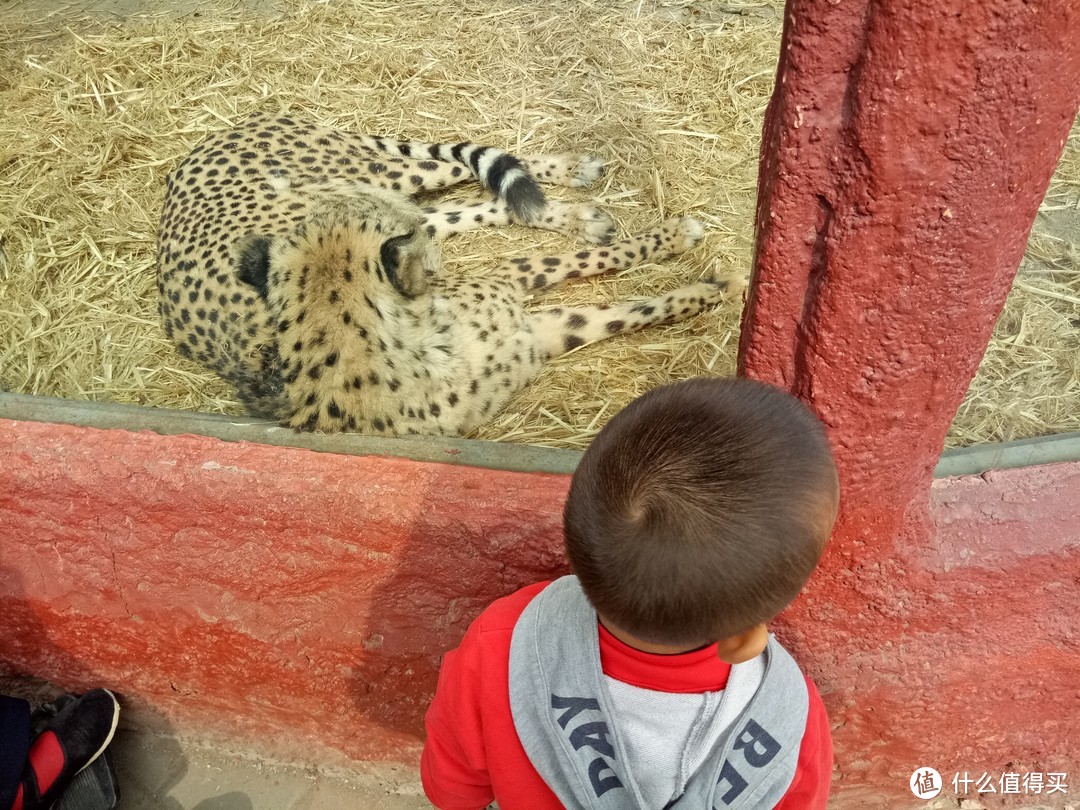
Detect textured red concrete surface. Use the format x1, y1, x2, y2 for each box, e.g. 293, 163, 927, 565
739, 0, 1080, 803
0, 419, 569, 765
741, 0, 1080, 546
1, 418, 1078, 808
782, 463, 1080, 807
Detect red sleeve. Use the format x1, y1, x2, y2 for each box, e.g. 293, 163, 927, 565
773, 676, 833, 810
420, 621, 497, 810
421, 582, 552, 810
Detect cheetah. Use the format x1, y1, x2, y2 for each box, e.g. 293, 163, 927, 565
157, 114, 729, 436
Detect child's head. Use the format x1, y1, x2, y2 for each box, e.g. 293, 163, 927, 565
563, 377, 839, 654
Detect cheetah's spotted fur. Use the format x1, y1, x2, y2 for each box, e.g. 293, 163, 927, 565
157, 114, 728, 436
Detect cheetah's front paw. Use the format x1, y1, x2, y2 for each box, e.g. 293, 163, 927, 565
568, 204, 617, 245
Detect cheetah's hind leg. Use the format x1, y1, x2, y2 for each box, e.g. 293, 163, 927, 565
522, 154, 606, 188
531, 281, 735, 360
419, 198, 615, 245
410, 151, 610, 240
500, 216, 706, 294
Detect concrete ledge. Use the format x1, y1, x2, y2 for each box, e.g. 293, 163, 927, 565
0, 393, 579, 475
935, 431, 1080, 477
4, 392, 1080, 479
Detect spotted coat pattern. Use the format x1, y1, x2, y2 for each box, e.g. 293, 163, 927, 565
157, 114, 728, 436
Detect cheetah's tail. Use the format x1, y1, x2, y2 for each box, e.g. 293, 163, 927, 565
367, 138, 547, 225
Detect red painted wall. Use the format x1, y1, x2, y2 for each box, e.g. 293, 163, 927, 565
2, 419, 1079, 807
783, 465, 1080, 807
0, 419, 569, 766
742, 0, 1080, 550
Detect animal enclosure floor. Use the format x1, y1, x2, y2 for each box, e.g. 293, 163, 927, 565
0, 0, 1078, 449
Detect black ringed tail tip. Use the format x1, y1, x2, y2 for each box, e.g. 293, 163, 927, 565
504, 175, 546, 224
372, 136, 546, 223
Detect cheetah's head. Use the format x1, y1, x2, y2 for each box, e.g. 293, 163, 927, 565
234, 190, 441, 309
231, 191, 445, 435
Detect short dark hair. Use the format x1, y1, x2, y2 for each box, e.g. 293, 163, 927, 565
563, 377, 839, 646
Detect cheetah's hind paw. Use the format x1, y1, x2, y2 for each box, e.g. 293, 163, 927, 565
672, 216, 706, 253
570, 204, 617, 245
568, 155, 606, 188
703, 269, 749, 299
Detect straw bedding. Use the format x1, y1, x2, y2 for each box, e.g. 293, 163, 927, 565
1, 0, 1077, 449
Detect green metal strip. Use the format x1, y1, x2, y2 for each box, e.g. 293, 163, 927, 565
3, 392, 1078, 478
0, 393, 581, 476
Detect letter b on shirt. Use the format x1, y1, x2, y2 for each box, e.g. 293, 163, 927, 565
715, 718, 782, 805
734, 719, 780, 767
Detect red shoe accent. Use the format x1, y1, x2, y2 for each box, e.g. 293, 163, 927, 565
11, 783, 24, 810
26, 731, 65, 795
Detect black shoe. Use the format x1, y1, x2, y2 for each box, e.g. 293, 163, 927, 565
20, 689, 120, 810
53, 752, 120, 810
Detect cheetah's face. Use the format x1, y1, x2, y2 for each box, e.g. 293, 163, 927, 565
236, 191, 443, 315
285, 196, 439, 298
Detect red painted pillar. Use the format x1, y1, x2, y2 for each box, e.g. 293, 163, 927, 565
740, 0, 1080, 803
743, 0, 1080, 544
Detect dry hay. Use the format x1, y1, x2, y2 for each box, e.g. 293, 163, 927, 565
948, 131, 1080, 448
0, 0, 1077, 450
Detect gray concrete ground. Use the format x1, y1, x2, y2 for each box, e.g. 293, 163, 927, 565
109, 728, 431, 810
1, 674, 433, 810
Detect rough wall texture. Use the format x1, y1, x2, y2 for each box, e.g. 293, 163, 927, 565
741, 0, 1080, 544
0, 419, 569, 765
782, 463, 1080, 807
2, 419, 1079, 808
739, 0, 1080, 803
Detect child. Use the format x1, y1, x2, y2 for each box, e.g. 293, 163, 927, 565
421, 377, 839, 809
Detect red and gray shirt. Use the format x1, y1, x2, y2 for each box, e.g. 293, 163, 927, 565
422, 579, 833, 809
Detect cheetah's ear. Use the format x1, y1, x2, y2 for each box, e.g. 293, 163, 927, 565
232, 233, 274, 300
379, 234, 433, 298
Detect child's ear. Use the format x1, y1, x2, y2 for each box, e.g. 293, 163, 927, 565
716, 624, 768, 665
